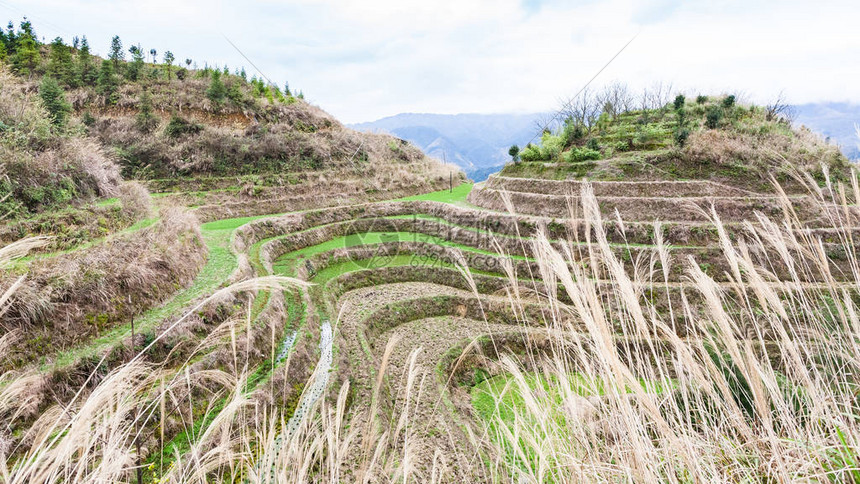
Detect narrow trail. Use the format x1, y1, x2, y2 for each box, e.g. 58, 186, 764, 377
275, 331, 296, 364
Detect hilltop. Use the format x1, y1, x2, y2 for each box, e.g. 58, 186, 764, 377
0, 20, 461, 225
353, 101, 858, 183
498, 92, 851, 191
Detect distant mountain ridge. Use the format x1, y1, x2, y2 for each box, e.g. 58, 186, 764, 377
351, 112, 546, 180
352, 104, 859, 182
794, 102, 860, 160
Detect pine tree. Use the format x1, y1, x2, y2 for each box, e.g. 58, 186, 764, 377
163, 51, 174, 80
19, 18, 35, 38
284, 81, 291, 96
5, 22, 15, 53
206, 69, 226, 108
39, 76, 71, 127
108, 35, 124, 71
149, 48, 157, 63
77, 36, 96, 86
97, 59, 119, 105
271, 84, 285, 103
226, 78, 243, 106
136, 89, 157, 132
13, 28, 39, 76
127, 44, 144, 81
0, 41, 6, 62
251, 78, 265, 97
47, 37, 76, 87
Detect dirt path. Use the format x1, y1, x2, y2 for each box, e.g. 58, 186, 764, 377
333, 282, 540, 482
379, 316, 524, 481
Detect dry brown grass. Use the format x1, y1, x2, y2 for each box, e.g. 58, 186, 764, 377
0, 208, 206, 367
83, 74, 459, 184
0, 68, 51, 145
684, 124, 849, 181
2, 165, 859, 482
0, 67, 122, 219
464, 172, 860, 482
89, 104, 452, 182
117, 181, 153, 220
0, 276, 308, 484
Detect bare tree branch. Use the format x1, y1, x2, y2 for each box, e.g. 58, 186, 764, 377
765, 90, 796, 124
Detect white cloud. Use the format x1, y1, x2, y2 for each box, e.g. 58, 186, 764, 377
5, 0, 860, 122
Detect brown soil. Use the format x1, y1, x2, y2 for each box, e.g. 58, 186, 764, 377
331, 281, 552, 482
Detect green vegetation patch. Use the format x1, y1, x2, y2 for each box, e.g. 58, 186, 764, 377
500, 93, 851, 187
43, 214, 267, 371
270, 230, 527, 278
471, 371, 673, 476
472, 372, 672, 421
395, 182, 473, 204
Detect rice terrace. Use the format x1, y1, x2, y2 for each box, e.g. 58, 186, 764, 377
2, 3, 860, 483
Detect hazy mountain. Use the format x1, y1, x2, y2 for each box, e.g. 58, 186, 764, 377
351, 113, 546, 181
794, 103, 860, 160
353, 105, 859, 182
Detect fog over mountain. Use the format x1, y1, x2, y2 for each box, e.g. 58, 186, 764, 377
351, 113, 546, 181
794, 103, 860, 160
354, 104, 859, 182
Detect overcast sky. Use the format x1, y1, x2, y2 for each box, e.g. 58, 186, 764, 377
4, 0, 859, 123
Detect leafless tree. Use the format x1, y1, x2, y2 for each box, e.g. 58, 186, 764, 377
765, 90, 796, 124
531, 112, 560, 137
561, 87, 602, 131
639, 81, 675, 111
597, 82, 634, 117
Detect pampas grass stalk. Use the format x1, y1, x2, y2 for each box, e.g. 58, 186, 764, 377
3, 171, 860, 482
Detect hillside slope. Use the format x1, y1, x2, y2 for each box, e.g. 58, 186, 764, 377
497, 94, 851, 190
0, 21, 462, 229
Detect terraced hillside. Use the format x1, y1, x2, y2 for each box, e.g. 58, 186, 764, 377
218, 165, 860, 481
2, 31, 859, 481
9, 164, 859, 481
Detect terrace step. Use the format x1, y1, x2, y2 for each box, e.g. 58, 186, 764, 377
483, 174, 762, 198
468, 185, 826, 223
